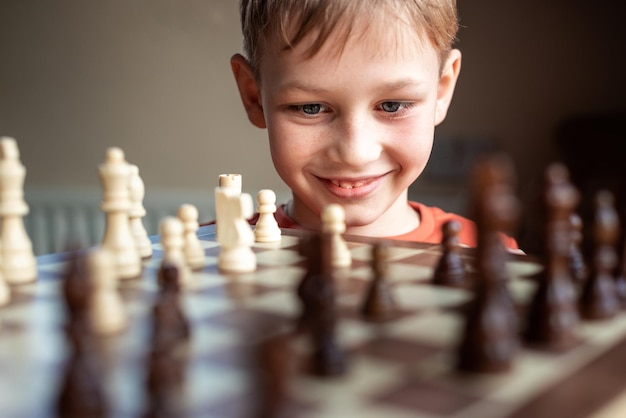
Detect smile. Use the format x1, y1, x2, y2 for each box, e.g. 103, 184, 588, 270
329, 179, 372, 189
319, 175, 386, 199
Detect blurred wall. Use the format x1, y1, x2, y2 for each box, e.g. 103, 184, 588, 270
1, 0, 625, 251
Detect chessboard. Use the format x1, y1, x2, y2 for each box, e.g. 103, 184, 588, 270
2, 225, 626, 418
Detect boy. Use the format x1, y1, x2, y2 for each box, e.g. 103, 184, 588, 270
230, 0, 517, 249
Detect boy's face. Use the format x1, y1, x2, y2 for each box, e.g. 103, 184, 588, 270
232, 21, 461, 236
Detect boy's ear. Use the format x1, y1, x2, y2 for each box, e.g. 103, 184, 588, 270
434, 49, 462, 126
230, 53, 267, 128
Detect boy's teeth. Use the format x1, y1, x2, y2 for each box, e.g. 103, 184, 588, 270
332, 180, 366, 189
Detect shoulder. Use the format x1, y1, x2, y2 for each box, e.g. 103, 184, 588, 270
394, 202, 519, 250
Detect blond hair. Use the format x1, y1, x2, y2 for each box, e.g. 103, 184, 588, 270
239, 0, 458, 73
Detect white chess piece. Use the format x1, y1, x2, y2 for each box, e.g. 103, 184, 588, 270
0, 137, 37, 284
322, 203, 352, 268
159, 217, 192, 289
88, 248, 127, 335
215, 188, 256, 273
178, 204, 205, 270
216, 174, 242, 242
0, 245, 10, 307
254, 189, 281, 243
128, 164, 153, 259
99, 147, 141, 280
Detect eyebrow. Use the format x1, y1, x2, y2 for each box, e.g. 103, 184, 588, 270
279, 78, 428, 94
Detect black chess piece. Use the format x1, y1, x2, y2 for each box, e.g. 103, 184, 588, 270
296, 233, 322, 333
143, 264, 190, 418
255, 334, 294, 418
61, 250, 92, 330
152, 263, 191, 351
579, 191, 620, 320
309, 232, 347, 377
457, 155, 519, 373
361, 240, 397, 320
568, 212, 588, 283
523, 163, 580, 350
56, 320, 108, 418
433, 220, 467, 287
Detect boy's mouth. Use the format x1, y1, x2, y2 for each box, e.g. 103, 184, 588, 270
329, 179, 371, 189
319, 175, 385, 199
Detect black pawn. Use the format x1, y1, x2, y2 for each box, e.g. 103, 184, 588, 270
309, 232, 347, 377
56, 322, 108, 418
153, 263, 191, 351
296, 234, 322, 333
524, 163, 580, 350
579, 191, 620, 320
433, 220, 467, 287
143, 263, 190, 418
61, 251, 92, 331
361, 241, 397, 320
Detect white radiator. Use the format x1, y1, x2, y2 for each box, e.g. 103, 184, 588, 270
23, 187, 215, 255
23, 187, 292, 256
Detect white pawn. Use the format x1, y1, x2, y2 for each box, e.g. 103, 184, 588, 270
255, 189, 281, 243
322, 203, 352, 268
99, 148, 141, 280
0, 137, 37, 284
128, 164, 153, 259
88, 248, 127, 335
159, 217, 192, 289
215, 188, 256, 273
178, 204, 205, 271
0, 246, 10, 307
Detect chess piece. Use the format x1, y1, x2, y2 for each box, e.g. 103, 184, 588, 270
99, 147, 141, 280
0, 137, 37, 284
523, 163, 580, 349
128, 164, 153, 260
615, 232, 626, 307
579, 190, 620, 320
87, 248, 127, 335
177, 204, 205, 270
152, 264, 191, 353
61, 250, 92, 329
0, 247, 10, 307
296, 233, 320, 332
215, 188, 256, 273
568, 212, 587, 283
56, 324, 108, 418
309, 232, 347, 376
159, 217, 192, 289
216, 173, 242, 242
433, 220, 467, 287
144, 263, 189, 418
255, 189, 281, 243
255, 334, 294, 418
457, 155, 520, 373
361, 241, 397, 320
321, 203, 351, 268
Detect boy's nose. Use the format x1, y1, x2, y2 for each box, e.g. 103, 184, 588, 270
327, 116, 382, 166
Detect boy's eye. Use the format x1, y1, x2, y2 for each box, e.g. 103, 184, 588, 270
291, 103, 324, 115
379, 102, 403, 113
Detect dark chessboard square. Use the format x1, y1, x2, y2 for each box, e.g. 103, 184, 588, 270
338, 305, 416, 324
201, 309, 291, 340
353, 336, 441, 364
196, 280, 278, 300
397, 251, 445, 269
372, 378, 485, 415
197, 389, 317, 418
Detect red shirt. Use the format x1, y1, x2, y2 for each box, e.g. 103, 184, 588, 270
257, 201, 519, 250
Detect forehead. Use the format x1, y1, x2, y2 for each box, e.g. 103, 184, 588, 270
262, 9, 436, 73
